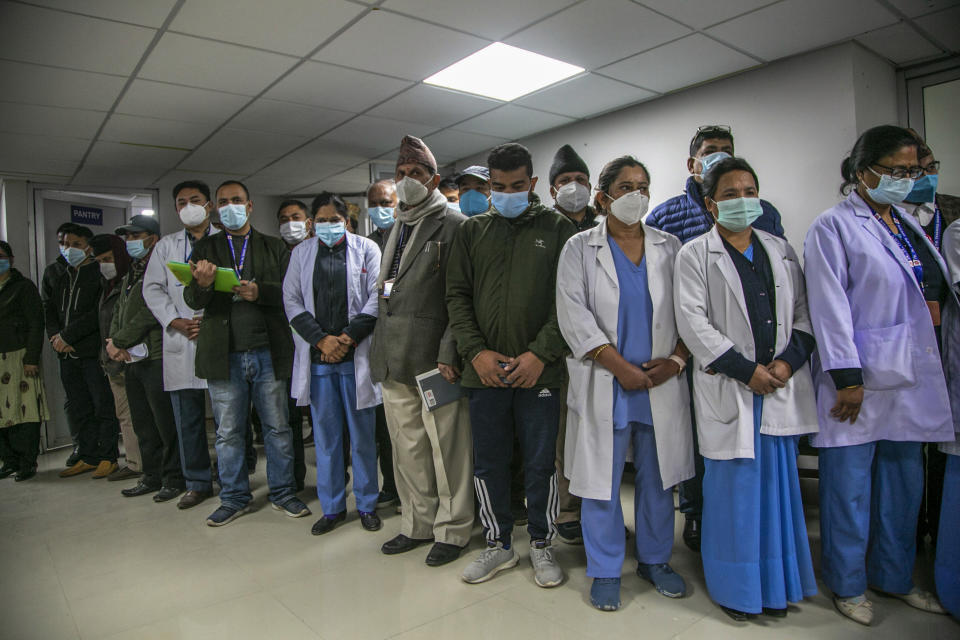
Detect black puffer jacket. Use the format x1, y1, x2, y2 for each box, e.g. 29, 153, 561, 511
0, 268, 45, 365
42, 259, 103, 360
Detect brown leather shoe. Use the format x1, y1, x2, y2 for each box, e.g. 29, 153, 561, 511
177, 490, 212, 510
59, 461, 97, 478
107, 466, 141, 482
91, 461, 118, 479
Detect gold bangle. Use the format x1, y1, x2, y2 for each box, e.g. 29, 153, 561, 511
592, 344, 610, 360
842, 384, 863, 390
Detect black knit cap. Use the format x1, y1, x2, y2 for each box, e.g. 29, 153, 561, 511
549, 144, 589, 185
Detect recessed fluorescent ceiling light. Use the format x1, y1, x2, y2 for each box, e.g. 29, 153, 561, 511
424, 42, 584, 102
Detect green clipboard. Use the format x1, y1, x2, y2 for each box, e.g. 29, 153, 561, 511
166, 261, 242, 293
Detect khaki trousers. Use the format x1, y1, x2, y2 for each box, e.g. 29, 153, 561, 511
381, 379, 474, 546
555, 387, 581, 524
108, 373, 141, 472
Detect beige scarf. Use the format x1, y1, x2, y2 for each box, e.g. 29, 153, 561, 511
379, 188, 448, 287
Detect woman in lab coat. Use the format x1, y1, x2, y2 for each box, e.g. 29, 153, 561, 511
556, 155, 694, 612
674, 156, 818, 621
804, 125, 956, 625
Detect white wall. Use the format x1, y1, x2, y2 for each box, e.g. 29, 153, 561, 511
456, 42, 900, 248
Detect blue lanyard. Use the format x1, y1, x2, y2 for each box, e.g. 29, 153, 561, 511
184, 226, 210, 262
869, 205, 924, 292
929, 204, 942, 253
226, 232, 250, 279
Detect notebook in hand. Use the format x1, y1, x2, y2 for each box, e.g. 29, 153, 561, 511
415, 368, 462, 411
166, 261, 241, 293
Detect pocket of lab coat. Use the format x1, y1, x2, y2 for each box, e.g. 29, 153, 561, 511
693, 368, 738, 424
853, 322, 917, 390
565, 356, 590, 417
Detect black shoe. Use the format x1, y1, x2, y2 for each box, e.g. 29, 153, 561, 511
121, 481, 161, 497
0, 465, 16, 479
425, 542, 464, 567
65, 446, 80, 467
763, 607, 787, 618
14, 468, 37, 482
153, 486, 184, 502
311, 511, 346, 535
721, 606, 749, 621
377, 490, 398, 508
381, 534, 434, 555
683, 518, 701, 553
359, 511, 382, 531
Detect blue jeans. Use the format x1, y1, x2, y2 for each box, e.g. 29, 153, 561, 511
170, 388, 213, 493
207, 349, 295, 510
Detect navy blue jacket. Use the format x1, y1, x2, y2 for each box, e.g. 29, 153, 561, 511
647, 176, 785, 244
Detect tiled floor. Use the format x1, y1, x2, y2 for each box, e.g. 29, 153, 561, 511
2, 450, 957, 640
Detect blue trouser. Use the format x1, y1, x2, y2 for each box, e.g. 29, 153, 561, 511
170, 388, 213, 493
469, 386, 561, 546
936, 453, 960, 618
678, 367, 703, 520
309, 361, 378, 515
818, 440, 922, 597
207, 349, 295, 511
582, 422, 674, 578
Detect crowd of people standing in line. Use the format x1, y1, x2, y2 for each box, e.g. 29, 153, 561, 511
1, 123, 958, 627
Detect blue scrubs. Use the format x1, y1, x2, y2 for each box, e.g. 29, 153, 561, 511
309, 360, 378, 515
818, 440, 922, 597
702, 395, 817, 612
936, 454, 960, 618
580, 238, 673, 578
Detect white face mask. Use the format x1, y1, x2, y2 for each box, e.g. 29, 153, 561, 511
99, 262, 117, 280
279, 220, 308, 244
396, 175, 429, 206
179, 202, 208, 227
608, 190, 649, 226
555, 182, 590, 212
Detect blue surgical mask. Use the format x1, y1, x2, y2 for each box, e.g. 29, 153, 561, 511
316, 221, 346, 247
714, 197, 763, 232
698, 151, 732, 179
218, 203, 249, 230
62, 246, 88, 268
459, 189, 490, 216
367, 206, 395, 230
865, 169, 915, 206
491, 190, 530, 219
126, 238, 150, 260
0, 258, 9, 275
905, 173, 937, 203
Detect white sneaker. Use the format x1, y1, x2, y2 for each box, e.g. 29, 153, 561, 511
893, 587, 947, 614
461, 543, 519, 584
529, 540, 564, 588
834, 595, 874, 625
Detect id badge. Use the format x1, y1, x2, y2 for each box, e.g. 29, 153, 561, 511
382, 279, 395, 299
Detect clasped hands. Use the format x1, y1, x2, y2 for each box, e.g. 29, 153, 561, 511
747, 360, 793, 395
473, 350, 545, 388
316, 334, 354, 363
105, 338, 131, 362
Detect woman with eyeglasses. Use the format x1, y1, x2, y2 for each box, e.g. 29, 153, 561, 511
804, 125, 957, 625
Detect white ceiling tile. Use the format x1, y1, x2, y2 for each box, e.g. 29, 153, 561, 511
116, 80, 250, 124
138, 33, 298, 95
856, 21, 942, 63
0, 132, 90, 164
85, 141, 189, 168
705, 0, 899, 62
230, 99, 353, 137
250, 158, 348, 186
170, 0, 365, 57
313, 10, 489, 81
0, 103, 105, 139
516, 73, 657, 118
0, 168, 76, 181
265, 61, 413, 112
598, 34, 757, 93
453, 104, 576, 139
382, 0, 576, 40
182, 128, 310, 174
0, 3, 155, 75
155, 170, 247, 193
257, 139, 369, 176
367, 85, 501, 128
301, 166, 372, 194
243, 174, 317, 196
25, 0, 179, 27
505, 0, 690, 69
0, 61, 126, 111
100, 114, 217, 148
422, 129, 509, 164
886, 0, 960, 17
320, 115, 439, 157
637, 0, 776, 29
72, 164, 166, 188
914, 6, 960, 50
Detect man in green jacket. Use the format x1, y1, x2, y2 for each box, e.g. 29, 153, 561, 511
447, 143, 576, 588
108, 215, 184, 502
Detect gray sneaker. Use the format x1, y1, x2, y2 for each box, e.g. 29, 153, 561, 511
530, 540, 564, 588
461, 543, 519, 584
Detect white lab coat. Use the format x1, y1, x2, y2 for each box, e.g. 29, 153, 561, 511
556, 219, 694, 500
674, 226, 818, 460
283, 233, 382, 411
143, 227, 218, 391
940, 219, 960, 457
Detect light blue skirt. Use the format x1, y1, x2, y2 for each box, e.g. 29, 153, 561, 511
702, 395, 818, 612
